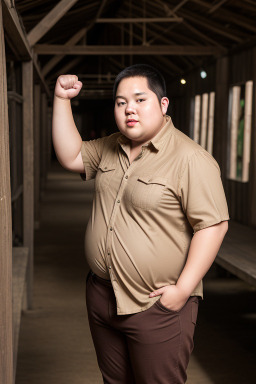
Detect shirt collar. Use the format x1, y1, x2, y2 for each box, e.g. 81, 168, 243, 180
117, 115, 175, 152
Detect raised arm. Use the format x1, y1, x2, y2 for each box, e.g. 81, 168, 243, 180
52, 74, 84, 173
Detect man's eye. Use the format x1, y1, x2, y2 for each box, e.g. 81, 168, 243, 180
137, 99, 145, 103
117, 101, 126, 106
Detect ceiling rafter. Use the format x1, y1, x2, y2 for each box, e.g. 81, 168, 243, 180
42, 28, 87, 76
34, 44, 221, 56
27, 0, 79, 46
42, 0, 109, 77
208, 0, 229, 14
177, 8, 244, 43
192, 0, 256, 33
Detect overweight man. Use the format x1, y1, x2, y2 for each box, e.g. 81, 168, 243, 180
52, 64, 229, 384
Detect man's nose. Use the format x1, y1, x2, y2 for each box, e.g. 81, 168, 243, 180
125, 102, 136, 114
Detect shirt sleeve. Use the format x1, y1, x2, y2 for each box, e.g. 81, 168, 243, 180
79, 136, 109, 181
178, 149, 230, 234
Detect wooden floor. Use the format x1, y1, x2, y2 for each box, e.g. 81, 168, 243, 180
16, 161, 256, 384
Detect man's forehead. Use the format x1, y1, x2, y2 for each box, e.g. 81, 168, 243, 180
116, 77, 150, 97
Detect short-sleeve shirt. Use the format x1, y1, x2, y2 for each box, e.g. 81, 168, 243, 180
80, 115, 230, 315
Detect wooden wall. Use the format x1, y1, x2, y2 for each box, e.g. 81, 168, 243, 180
168, 47, 256, 229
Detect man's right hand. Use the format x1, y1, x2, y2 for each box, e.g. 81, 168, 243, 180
54, 74, 83, 100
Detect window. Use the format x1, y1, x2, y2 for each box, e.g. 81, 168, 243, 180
190, 92, 215, 155
227, 81, 253, 182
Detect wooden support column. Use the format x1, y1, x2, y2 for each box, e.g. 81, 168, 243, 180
0, 1, 13, 383
34, 84, 41, 229
214, 56, 229, 186
22, 60, 34, 309
47, 106, 52, 172
249, 47, 256, 227
40, 93, 47, 190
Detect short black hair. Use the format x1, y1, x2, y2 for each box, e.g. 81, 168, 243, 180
113, 64, 166, 104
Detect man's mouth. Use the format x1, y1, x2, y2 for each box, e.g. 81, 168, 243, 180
126, 119, 138, 127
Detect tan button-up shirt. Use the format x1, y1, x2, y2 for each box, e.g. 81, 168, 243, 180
80, 115, 230, 315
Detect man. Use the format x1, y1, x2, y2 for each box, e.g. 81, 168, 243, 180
52, 64, 229, 384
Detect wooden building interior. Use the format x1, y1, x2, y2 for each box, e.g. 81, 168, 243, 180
1, 0, 256, 383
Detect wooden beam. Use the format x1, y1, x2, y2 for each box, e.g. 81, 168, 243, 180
96, 17, 183, 23
0, 2, 13, 383
178, 9, 244, 43
42, 0, 108, 77
2, 1, 51, 97
208, 0, 229, 14
47, 57, 84, 82
22, 60, 34, 309
2, 0, 31, 59
35, 44, 221, 55
192, 0, 256, 34
34, 85, 41, 229
27, 0, 79, 46
42, 28, 87, 76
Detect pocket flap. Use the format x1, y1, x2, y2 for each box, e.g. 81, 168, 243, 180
137, 176, 167, 186
98, 163, 116, 172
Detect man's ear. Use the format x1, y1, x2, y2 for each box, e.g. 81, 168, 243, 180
161, 97, 169, 115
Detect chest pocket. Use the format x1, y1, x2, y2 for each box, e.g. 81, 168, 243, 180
131, 176, 167, 210
95, 163, 116, 193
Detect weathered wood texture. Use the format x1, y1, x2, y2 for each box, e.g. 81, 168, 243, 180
34, 44, 222, 55
27, 0, 79, 46
12, 247, 29, 380
40, 93, 48, 190
0, 2, 13, 383
34, 84, 41, 229
225, 48, 255, 226
216, 220, 256, 286
22, 60, 34, 309
249, 47, 256, 227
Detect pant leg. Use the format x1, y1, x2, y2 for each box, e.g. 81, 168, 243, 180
85, 271, 136, 384
123, 296, 199, 384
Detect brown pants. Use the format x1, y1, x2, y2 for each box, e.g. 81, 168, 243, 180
86, 270, 199, 384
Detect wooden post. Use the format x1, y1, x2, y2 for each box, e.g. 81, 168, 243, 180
22, 60, 34, 309
0, 1, 13, 383
34, 84, 41, 229
40, 93, 47, 190
214, 56, 229, 187
47, 106, 52, 172
249, 47, 256, 226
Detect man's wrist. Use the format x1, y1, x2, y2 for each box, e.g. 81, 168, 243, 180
54, 94, 70, 101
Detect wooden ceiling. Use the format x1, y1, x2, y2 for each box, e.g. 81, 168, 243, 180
11, 0, 256, 94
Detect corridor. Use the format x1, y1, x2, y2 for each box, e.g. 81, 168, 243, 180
16, 161, 256, 384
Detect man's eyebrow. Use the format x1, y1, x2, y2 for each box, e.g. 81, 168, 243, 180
115, 92, 148, 100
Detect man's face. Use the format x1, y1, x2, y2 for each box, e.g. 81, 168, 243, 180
114, 76, 169, 147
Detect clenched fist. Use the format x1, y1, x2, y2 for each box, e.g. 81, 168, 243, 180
54, 74, 83, 100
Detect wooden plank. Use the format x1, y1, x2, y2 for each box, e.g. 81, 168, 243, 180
27, 0, 79, 46
96, 17, 183, 23
216, 220, 256, 286
34, 44, 221, 55
34, 84, 41, 229
22, 61, 34, 309
2, 0, 31, 59
12, 247, 29, 380
2, 1, 50, 97
42, 28, 86, 76
249, 47, 256, 226
42, 0, 108, 77
40, 93, 47, 190
0, 2, 13, 383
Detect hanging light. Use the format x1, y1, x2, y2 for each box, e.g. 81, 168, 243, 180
180, 78, 186, 85
200, 70, 207, 79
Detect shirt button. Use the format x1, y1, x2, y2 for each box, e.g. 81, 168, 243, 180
125, 175, 128, 179
117, 200, 120, 203
110, 227, 113, 231
108, 266, 112, 269
104, 166, 107, 170
107, 252, 110, 256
